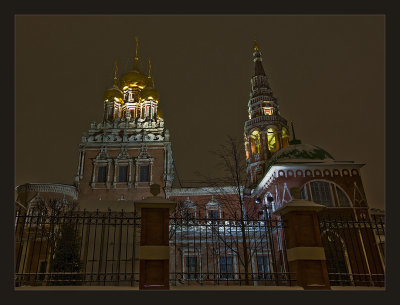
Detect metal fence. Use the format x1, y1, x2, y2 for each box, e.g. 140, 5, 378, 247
169, 212, 295, 286
319, 214, 385, 287
15, 208, 141, 287
16, 205, 385, 288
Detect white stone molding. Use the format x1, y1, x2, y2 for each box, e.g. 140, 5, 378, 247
113, 146, 133, 188
90, 147, 112, 188
16, 183, 78, 200
134, 145, 155, 186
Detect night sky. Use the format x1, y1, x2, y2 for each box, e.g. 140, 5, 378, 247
15, 15, 384, 209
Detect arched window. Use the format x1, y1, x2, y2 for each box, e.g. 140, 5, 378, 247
206, 197, 221, 220
336, 186, 350, 207
267, 128, 277, 152
250, 130, 261, 154
310, 181, 334, 207
182, 197, 197, 219
301, 181, 352, 208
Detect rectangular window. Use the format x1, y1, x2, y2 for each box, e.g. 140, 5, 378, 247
118, 165, 128, 182
139, 165, 149, 182
256, 255, 270, 279
208, 210, 218, 220
185, 256, 197, 279
219, 256, 233, 279
97, 166, 107, 183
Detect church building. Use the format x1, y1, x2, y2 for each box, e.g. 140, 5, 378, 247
15, 38, 384, 288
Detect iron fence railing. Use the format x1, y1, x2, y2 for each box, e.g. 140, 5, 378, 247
169, 214, 295, 286
15, 207, 140, 287
319, 214, 385, 287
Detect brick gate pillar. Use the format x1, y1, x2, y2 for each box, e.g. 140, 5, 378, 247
134, 184, 176, 290
274, 198, 330, 290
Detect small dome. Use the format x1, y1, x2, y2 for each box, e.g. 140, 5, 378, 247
103, 86, 124, 104
269, 143, 334, 164
141, 76, 160, 102
141, 87, 160, 102
119, 69, 148, 90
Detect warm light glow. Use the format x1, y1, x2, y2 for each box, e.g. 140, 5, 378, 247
264, 107, 272, 115
251, 130, 260, 154
267, 128, 277, 152
282, 127, 289, 147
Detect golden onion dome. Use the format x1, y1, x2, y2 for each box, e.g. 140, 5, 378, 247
104, 60, 124, 104
103, 86, 124, 104
141, 81, 160, 102
119, 69, 148, 91
140, 59, 160, 102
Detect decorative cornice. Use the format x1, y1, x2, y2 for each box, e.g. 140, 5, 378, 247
244, 115, 287, 133
167, 186, 242, 197
16, 183, 78, 200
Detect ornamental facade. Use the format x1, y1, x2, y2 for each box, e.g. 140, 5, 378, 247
75, 38, 174, 205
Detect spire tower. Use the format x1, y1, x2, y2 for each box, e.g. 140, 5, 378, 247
244, 41, 290, 186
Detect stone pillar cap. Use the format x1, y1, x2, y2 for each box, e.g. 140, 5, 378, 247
134, 196, 176, 210
273, 199, 326, 216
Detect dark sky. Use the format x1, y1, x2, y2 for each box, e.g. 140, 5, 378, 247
15, 15, 384, 209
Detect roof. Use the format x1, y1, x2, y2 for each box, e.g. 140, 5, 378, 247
268, 143, 335, 165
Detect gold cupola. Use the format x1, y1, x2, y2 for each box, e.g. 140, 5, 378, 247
119, 37, 148, 91
103, 60, 124, 104
140, 59, 160, 102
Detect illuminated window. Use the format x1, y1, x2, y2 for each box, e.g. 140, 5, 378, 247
245, 143, 250, 159
263, 107, 272, 116
267, 128, 277, 152
97, 166, 107, 183
251, 130, 261, 154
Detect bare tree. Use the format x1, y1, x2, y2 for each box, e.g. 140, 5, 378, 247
196, 136, 264, 285
15, 196, 80, 285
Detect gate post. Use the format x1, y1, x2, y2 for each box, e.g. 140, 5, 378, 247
134, 184, 175, 290
274, 193, 330, 290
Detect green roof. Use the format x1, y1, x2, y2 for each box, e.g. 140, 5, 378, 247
268, 143, 334, 167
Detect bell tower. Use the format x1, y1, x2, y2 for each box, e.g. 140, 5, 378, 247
244, 41, 290, 186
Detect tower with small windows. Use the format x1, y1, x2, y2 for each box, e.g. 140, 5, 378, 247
244, 41, 290, 186
74, 37, 174, 202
